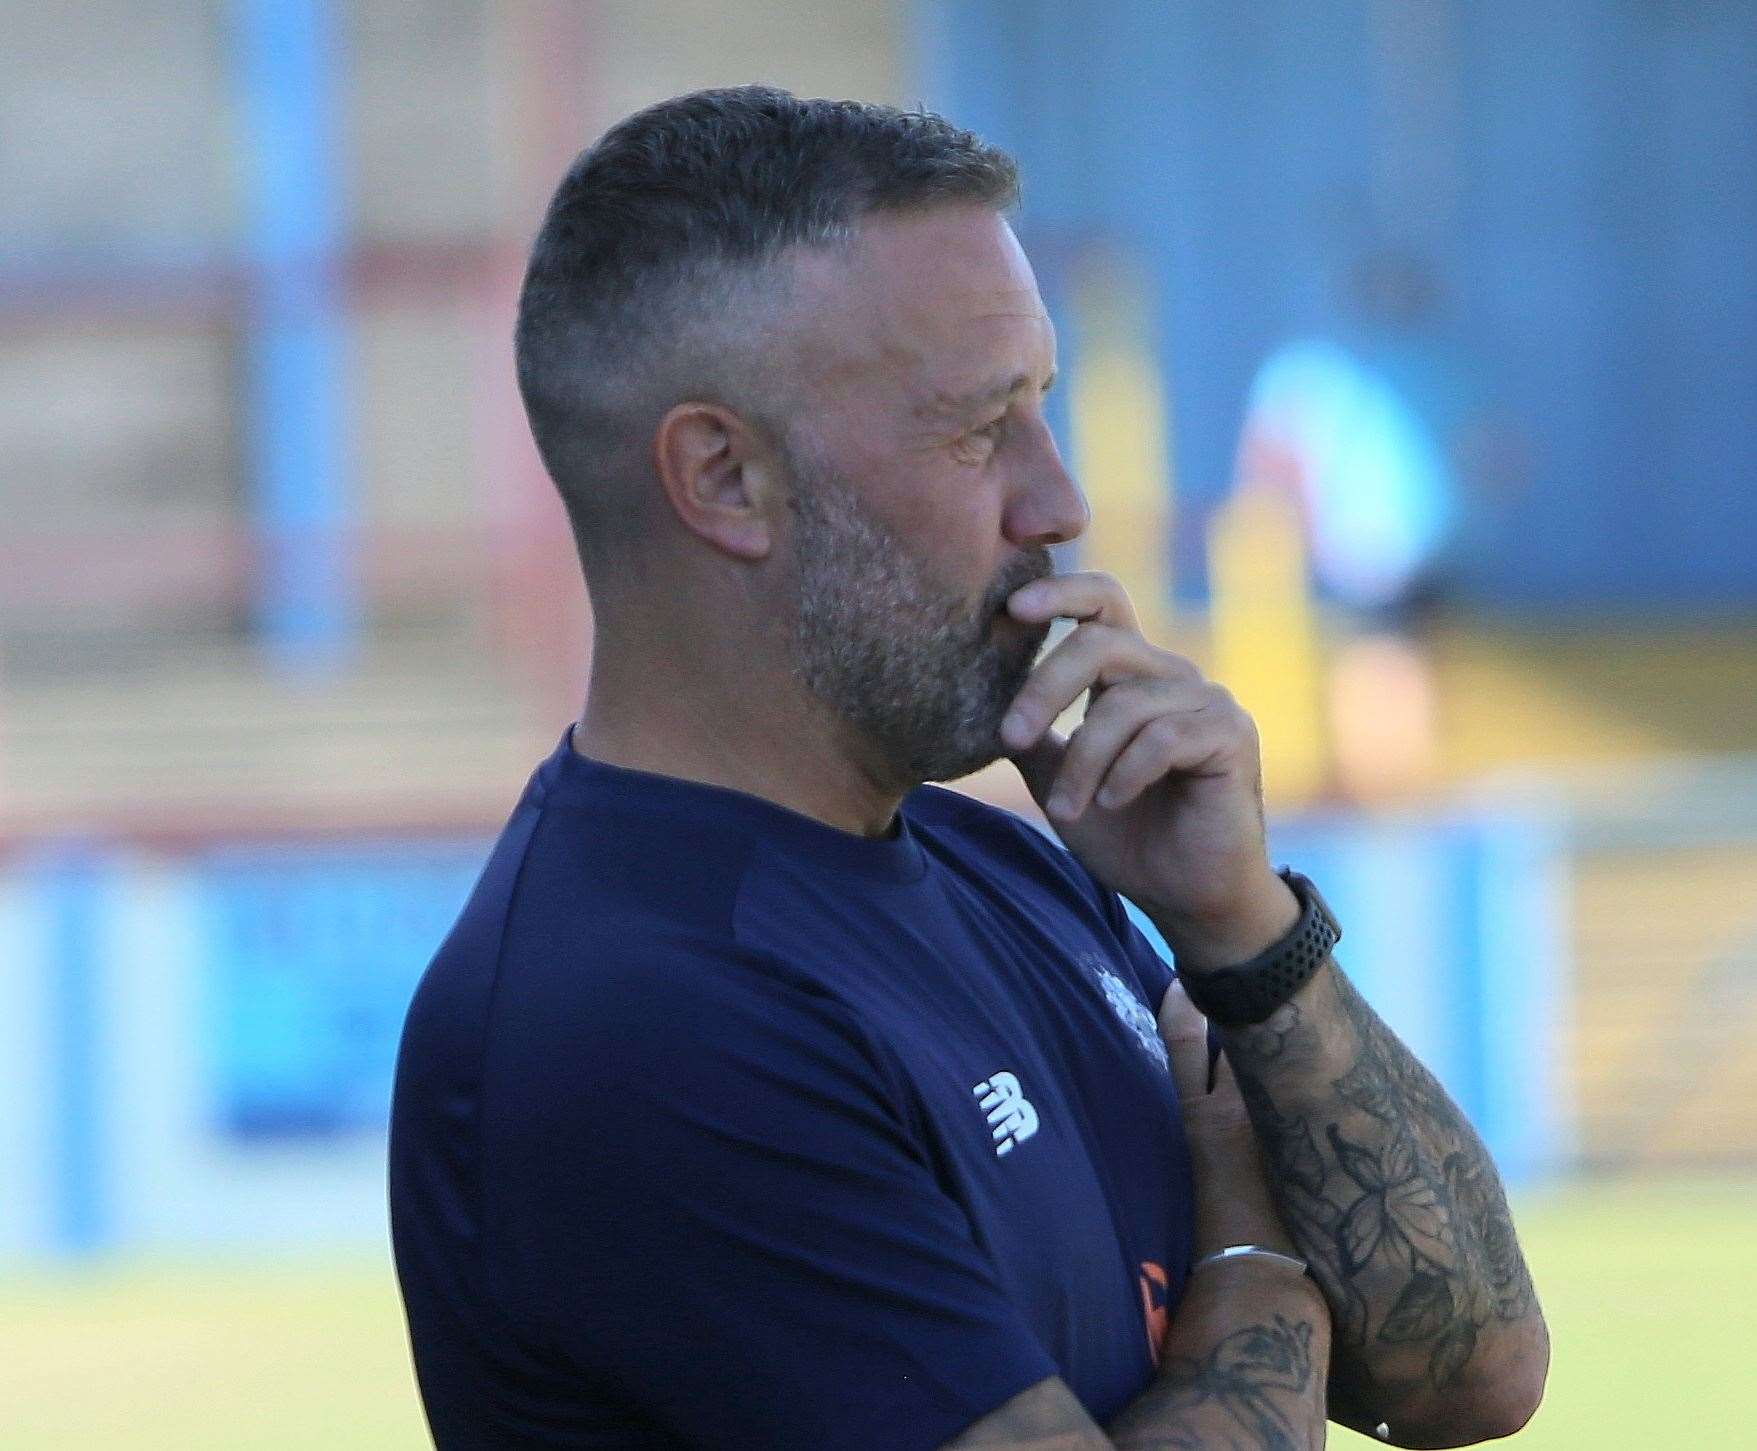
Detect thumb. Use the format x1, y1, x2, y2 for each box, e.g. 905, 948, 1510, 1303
1158, 979, 1212, 1104
1008, 729, 1067, 810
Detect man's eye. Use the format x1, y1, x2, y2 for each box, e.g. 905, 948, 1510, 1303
972, 416, 1006, 441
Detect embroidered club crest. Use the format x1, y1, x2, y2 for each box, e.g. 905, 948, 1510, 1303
1082, 954, 1169, 1072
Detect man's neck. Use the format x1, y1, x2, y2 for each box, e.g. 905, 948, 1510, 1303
573, 643, 909, 839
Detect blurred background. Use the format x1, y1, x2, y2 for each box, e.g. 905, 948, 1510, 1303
3, 2, 1753, 1446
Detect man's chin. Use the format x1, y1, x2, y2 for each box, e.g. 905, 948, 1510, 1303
920, 742, 1008, 786
902, 704, 1010, 786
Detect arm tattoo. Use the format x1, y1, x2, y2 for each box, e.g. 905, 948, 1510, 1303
1142, 1315, 1317, 1451
947, 1318, 1321, 1451
1224, 968, 1538, 1403
944, 1381, 1105, 1450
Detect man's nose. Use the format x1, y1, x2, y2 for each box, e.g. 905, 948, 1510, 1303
1004, 423, 1090, 548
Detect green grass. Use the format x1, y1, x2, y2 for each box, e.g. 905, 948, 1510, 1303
5, 1178, 1752, 1448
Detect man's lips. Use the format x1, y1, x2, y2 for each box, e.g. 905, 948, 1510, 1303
989, 607, 1051, 653
988, 564, 1055, 618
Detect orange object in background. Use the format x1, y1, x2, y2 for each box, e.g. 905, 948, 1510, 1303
1206, 484, 1328, 808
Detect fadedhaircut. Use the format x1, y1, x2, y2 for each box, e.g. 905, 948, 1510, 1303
514, 84, 1019, 560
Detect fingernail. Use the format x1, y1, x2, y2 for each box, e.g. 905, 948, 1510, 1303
1001, 709, 1031, 745
1095, 785, 1119, 810
1046, 790, 1074, 818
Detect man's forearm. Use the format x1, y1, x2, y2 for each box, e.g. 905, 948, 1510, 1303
1213, 961, 1548, 1446
946, 1263, 1329, 1450
1107, 1261, 1331, 1451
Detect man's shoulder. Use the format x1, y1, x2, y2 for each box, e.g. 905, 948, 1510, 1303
905, 782, 1043, 845
400, 782, 771, 1049
413, 879, 872, 1113
905, 785, 1095, 894
476, 918, 895, 1137
903, 786, 1155, 975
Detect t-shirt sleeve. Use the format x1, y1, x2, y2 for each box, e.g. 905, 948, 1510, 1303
484, 943, 1059, 1450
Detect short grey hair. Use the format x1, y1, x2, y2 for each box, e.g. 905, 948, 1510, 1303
514, 84, 1019, 558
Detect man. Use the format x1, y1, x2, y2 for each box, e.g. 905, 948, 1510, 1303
390, 87, 1548, 1448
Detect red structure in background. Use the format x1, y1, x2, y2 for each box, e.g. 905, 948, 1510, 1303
0, 3, 630, 844
0, 3, 604, 762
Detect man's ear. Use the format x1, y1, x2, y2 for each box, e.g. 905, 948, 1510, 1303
652, 401, 781, 561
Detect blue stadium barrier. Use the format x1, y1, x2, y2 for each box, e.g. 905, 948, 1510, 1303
0, 808, 1563, 1261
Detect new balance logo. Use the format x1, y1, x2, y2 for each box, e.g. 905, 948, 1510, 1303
973, 1071, 1039, 1157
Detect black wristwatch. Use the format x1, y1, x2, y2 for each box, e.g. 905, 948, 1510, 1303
1175, 869, 1341, 1027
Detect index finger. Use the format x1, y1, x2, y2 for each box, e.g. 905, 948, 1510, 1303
1006, 570, 1140, 632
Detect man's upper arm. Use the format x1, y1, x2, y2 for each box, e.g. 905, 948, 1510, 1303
486, 942, 1060, 1451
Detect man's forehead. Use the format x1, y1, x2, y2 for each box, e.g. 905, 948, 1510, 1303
787, 208, 1055, 402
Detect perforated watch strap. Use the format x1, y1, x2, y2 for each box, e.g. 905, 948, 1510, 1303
1175, 869, 1341, 1027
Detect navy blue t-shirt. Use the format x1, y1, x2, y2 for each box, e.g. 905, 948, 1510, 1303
390, 728, 1196, 1449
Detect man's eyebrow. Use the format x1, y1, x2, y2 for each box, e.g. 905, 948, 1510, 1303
916, 369, 1058, 419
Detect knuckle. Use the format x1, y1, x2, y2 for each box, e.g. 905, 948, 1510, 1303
1152, 648, 1201, 679
1099, 676, 1163, 713
1144, 715, 1184, 750
1197, 684, 1256, 737
1225, 697, 1260, 740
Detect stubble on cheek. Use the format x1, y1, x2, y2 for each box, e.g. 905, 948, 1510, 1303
784, 456, 1058, 781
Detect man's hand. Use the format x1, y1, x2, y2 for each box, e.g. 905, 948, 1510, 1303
1001, 571, 1548, 1444
1159, 979, 1298, 1258
1000, 571, 1297, 969
939, 984, 1333, 1451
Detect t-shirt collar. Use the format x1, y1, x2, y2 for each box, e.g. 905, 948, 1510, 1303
538, 725, 928, 884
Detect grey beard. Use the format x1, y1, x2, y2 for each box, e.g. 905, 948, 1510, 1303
786, 460, 1051, 785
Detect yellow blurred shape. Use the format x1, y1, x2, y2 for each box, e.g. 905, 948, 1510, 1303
1431, 630, 1673, 777
1207, 486, 1326, 805
1429, 624, 1757, 779
1067, 256, 1175, 644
